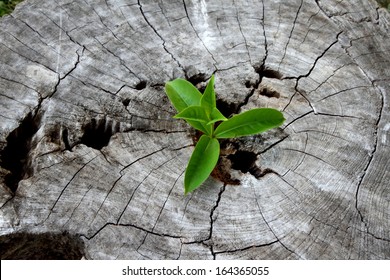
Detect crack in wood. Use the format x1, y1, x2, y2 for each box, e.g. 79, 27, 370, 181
91, 6, 121, 43
260, 0, 268, 67
135, 169, 186, 254
116, 151, 173, 224
284, 148, 337, 170
289, 131, 309, 172
316, 85, 369, 102
334, 28, 387, 238
280, 28, 343, 111
230, 0, 273, 114
208, 184, 226, 259
258, 134, 289, 155
151, 169, 185, 232
315, 112, 366, 120
48, 46, 84, 99
38, 10, 87, 78
233, 3, 252, 64
45, 155, 97, 222
354, 84, 384, 235
283, 110, 314, 130
63, 184, 94, 227
93, 38, 141, 84
182, 0, 218, 68
307, 62, 356, 97
0, 81, 37, 105
89, 147, 169, 227
214, 240, 279, 256
82, 221, 184, 242
0, 41, 55, 80
278, 0, 303, 72
138, 0, 185, 72
1, 26, 53, 70
0, 110, 42, 193
71, 75, 125, 97
213, 60, 251, 73
315, 0, 381, 24
120, 147, 168, 174
157, 0, 172, 28
283, 31, 344, 112
255, 197, 303, 259
314, 0, 330, 18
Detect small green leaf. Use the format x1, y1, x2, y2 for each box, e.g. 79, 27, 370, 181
173, 106, 213, 135
214, 108, 285, 139
174, 106, 209, 123
184, 135, 220, 194
165, 79, 202, 112
186, 120, 213, 136
165, 78, 213, 135
207, 107, 228, 125
201, 75, 216, 112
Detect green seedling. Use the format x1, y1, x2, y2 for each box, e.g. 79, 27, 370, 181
165, 75, 285, 194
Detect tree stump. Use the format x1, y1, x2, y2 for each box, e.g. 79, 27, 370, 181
0, 0, 389, 259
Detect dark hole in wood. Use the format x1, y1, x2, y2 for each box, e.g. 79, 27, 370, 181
198, 85, 207, 93
255, 65, 283, 79
260, 69, 283, 79
0, 112, 41, 192
227, 150, 275, 179
251, 167, 275, 178
187, 72, 207, 86
259, 87, 280, 98
62, 127, 72, 151
245, 80, 253, 88
135, 80, 147, 90
80, 118, 118, 150
122, 98, 130, 107
0, 232, 84, 260
212, 157, 241, 185
228, 150, 258, 173
216, 99, 238, 118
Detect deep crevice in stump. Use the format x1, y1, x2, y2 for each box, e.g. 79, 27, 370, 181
0, 232, 85, 260
80, 118, 120, 150
0, 111, 42, 193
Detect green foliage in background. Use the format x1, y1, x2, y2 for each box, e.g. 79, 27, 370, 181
0, 0, 24, 17
377, 0, 390, 10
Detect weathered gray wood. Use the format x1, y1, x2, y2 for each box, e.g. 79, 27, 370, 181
0, 0, 389, 259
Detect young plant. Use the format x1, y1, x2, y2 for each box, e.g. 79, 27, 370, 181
165, 75, 285, 194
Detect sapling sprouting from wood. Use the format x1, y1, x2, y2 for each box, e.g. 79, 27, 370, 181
165, 75, 285, 194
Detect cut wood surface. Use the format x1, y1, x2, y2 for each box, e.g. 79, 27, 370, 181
0, 0, 389, 259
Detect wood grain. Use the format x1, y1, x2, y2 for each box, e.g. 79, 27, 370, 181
0, 0, 389, 259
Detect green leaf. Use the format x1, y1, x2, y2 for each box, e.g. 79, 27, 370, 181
174, 106, 227, 132
207, 107, 228, 125
214, 108, 285, 139
184, 135, 220, 194
199, 75, 226, 126
186, 120, 213, 136
174, 106, 209, 123
165, 78, 213, 135
173, 106, 213, 135
165, 79, 202, 112
200, 75, 216, 112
